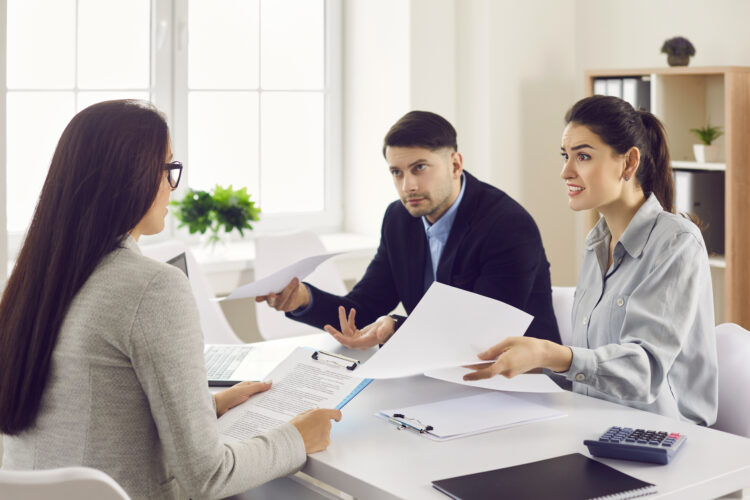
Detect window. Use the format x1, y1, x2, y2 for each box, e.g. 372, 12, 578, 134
2, 0, 341, 256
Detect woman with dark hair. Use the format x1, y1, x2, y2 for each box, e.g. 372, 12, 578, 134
0, 100, 341, 498
465, 95, 717, 426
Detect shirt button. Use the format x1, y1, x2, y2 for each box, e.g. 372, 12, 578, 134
616, 298, 624, 307
575, 373, 586, 382
582, 316, 588, 325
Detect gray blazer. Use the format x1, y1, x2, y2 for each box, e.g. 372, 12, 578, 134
2, 236, 306, 499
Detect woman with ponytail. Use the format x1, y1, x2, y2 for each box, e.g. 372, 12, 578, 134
465, 95, 717, 426
0, 100, 340, 499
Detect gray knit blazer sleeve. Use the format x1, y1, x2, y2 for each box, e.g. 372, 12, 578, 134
126, 244, 307, 498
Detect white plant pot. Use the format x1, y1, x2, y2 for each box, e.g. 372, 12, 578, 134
693, 144, 722, 163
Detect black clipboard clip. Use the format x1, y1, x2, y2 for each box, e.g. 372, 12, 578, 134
388, 413, 434, 434
311, 350, 360, 371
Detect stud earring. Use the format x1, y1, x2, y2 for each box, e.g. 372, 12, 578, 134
624, 175, 630, 181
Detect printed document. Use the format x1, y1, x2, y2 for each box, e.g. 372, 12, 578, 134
424, 366, 563, 393
218, 346, 371, 442
356, 282, 533, 379
222, 252, 341, 300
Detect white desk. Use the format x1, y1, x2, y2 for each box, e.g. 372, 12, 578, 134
238, 334, 750, 499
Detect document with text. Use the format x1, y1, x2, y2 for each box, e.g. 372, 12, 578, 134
218, 346, 371, 442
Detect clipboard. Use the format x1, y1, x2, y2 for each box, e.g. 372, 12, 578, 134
310, 350, 370, 409
379, 392, 565, 441
218, 346, 372, 442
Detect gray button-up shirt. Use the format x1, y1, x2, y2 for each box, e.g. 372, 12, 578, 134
562, 194, 718, 425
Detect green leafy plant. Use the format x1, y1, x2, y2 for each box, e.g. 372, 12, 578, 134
171, 185, 261, 246
690, 123, 724, 145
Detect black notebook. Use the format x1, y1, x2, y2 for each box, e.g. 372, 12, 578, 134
432, 453, 656, 500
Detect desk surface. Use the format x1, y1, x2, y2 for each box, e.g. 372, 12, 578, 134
241, 333, 750, 500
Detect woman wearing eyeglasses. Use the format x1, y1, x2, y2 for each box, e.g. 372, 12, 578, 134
465, 95, 717, 426
0, 100, 341, 499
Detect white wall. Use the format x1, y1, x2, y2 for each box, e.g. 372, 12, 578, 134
0, 0, 6, 288
574, 0, 750, 73
342, 0, 411, 237
456, 0, 578, 286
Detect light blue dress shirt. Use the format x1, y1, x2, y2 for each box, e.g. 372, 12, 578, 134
562, 194, 718, 425
422, 173, 466, 285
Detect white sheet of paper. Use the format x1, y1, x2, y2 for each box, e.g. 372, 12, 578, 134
424, 366, 563, 393
222, 252, 341, 300
356, 282, 533, 379
379, 392, 565, 441
218, 346, 369, 443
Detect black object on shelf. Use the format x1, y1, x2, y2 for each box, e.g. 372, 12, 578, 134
673, 169, 725, 255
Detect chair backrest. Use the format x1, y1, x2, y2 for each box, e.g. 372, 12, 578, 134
0, 467, 131, 500
551, 286, 575, 346
713, 322, 750, 437
140, 240, 243, 344
254, 231, 347, 340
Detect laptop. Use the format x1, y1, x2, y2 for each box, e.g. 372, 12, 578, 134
166, 252, 189, 277
203, 344, 263, 386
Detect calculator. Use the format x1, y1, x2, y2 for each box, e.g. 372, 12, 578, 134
583, 426, 687, 465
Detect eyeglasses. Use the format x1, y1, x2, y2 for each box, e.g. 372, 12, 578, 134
165, 161, 183, 189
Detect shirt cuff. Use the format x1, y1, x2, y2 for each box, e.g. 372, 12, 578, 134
288, 283, 314, 317
560, 345, 598, 384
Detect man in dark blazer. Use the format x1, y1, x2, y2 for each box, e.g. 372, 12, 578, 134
258, 111, 560, 347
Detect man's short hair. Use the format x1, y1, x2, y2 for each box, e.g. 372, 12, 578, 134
382, 110, 458, 157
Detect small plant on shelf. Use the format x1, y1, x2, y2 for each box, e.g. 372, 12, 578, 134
661, 36, 696, 66
690, 123, 724, 146
689, 122, 724, 163
171, 185, 261, 247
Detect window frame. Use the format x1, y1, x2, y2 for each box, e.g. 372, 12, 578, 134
2, 0, 343, 257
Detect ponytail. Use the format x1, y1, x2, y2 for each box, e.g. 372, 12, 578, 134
635, 110, 673, 212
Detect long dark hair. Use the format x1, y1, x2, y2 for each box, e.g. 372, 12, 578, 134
565, 95, 674, 213
0, 100, 168, 434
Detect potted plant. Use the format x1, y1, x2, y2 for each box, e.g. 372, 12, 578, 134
171, 185, 261, 248
690, 122, 724, 163
661, 36, 696, 67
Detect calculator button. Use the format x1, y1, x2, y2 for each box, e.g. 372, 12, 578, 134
637, 439, 648, 444
649, 440, 659, 445
662, 442, 672, 447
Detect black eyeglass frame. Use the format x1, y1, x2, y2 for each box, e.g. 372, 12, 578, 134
165, 161, 183, 189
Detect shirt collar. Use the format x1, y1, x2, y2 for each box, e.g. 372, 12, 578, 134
421, 172, 466, 240
584, 193, 663, 258
123, 233, 142, 254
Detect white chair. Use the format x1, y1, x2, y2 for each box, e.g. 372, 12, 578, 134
0, 467, 130, 500
254, 231, 347, 340
140, 240, 243, 344
551, 286, 575, 345
713, 322, 750, 438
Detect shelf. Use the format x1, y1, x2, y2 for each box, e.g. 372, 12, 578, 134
709, 256, 726, 269
672, 161, 725, 172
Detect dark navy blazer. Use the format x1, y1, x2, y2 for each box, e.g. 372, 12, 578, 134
287, 171, 561, 343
